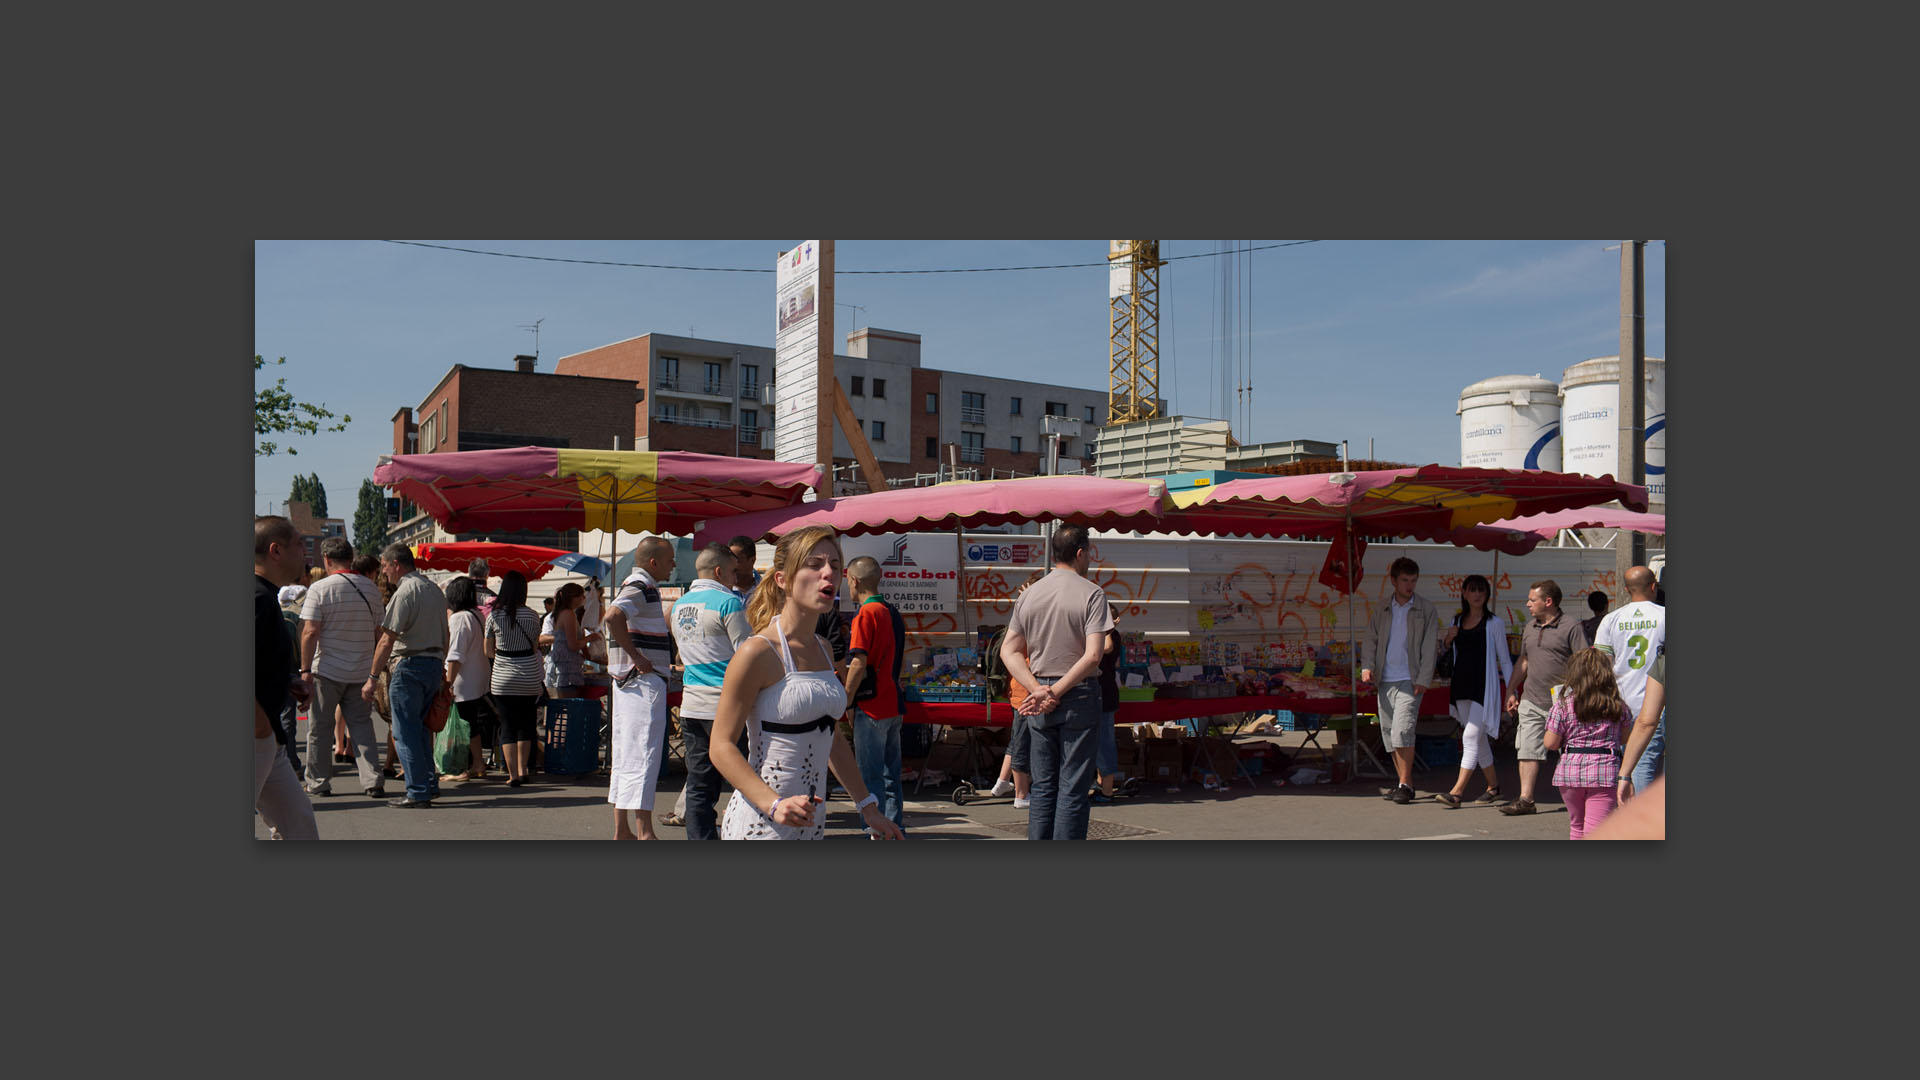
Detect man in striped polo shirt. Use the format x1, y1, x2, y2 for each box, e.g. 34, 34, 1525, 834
668, 542, 752, 840
297, 537, 387, 798
604, 535, 677, 840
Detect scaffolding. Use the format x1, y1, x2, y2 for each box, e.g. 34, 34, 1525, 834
1107, 241, 1165, 425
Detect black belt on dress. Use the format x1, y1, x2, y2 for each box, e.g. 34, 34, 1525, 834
1561, 746, 1622, 755
761, 715, 838, 734
496, 647, 536, 658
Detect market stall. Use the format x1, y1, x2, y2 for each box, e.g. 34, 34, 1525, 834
411, 540, 574, 581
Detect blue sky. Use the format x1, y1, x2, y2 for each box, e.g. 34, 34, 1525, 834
253, 239, 1665, 522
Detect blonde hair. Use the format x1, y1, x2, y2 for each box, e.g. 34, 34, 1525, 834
745, 525, 841, 633
1564, 647, 1627, 728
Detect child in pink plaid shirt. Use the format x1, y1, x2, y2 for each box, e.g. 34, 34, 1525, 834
1544, 647, 1633, 839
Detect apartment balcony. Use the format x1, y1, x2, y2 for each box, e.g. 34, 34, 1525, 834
652, 414, 733, 430
739, 426, 760, 444
739, 381, 760, 400
960, 446, 985, 463
960, 406, 986, 425
653, 375, 732, 403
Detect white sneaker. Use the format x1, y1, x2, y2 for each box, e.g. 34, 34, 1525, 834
988, 779, 1015, 797
1013, 796, 1031, 809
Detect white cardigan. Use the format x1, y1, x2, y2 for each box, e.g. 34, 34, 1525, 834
1447, 612, 1513, 706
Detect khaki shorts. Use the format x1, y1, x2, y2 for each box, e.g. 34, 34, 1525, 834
1516, 698, 1549, 761
1378, 681, 1420, 750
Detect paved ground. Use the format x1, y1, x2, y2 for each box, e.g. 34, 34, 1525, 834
259, 715, 1588, 841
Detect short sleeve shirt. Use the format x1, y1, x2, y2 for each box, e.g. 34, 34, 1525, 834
446, 609, 491, 701
607, 570, 671, 676
1520, 611, 1589, 709
1595, 600, 1666, 712
1547, 697, 1631, 789
380, 570, 449, 659
849, 597, 905, 720
1007, 568, 1114, 680
256, 575, 294, 742
299, 571, 385, 683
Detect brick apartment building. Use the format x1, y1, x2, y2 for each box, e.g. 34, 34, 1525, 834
283, 498, 345, 570
385, 330, 1142, 543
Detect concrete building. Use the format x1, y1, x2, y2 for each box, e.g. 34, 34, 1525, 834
384, 331, 1138, 542
1092, 416, 1339, 478
283, 498, 345, 570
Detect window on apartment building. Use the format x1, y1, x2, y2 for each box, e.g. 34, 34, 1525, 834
925, 392, 938, 414
961, 391, 985, 423
742, 408, 759, 430
872, 378, 885, 399
1045, 401, 1068, 416
704, 362, 723, 392
871, 420, 885, 441
660, 402, 679, 423
1059, 438, 1072, 457
925, 436, 937, 459
741, 364, 760, 395
961, 430, 985, 462
1011, 435, 1023, 454
1084, 405, 1096, 423
1009, 396, 1022, 415
421, 412, 436, 451
440, 401, 449, 443
851, 375, 864, 396
659, 356, 679, 386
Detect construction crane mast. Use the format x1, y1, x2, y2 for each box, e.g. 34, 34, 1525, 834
1107, 240, 1165, 425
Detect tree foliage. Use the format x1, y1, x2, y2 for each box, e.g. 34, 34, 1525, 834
256, 355, 349, 456
289, 472, 329, 518
353, 479, 389, 560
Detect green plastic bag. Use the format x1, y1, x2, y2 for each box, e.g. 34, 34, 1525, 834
433, 702, 471, 775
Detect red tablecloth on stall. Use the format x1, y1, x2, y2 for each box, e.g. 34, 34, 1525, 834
905, 686, 1454, 728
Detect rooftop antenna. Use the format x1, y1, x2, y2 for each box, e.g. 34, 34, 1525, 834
519, 317, 545, 361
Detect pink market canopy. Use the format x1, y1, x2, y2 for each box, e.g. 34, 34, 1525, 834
373, 447, 823, 536
1471, 507, 1666, 543
1163, 465, 1649, 544
692, 474, 1170, 544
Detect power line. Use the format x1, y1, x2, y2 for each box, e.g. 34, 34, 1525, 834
381, 239, 1322, 274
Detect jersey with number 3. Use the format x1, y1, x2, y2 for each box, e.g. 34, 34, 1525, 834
1595, 600, 1666, 712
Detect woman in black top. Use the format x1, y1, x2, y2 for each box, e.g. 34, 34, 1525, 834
1435, 574, 1513, 807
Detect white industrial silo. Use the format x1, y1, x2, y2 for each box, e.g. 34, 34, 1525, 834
1457, 375, 1563, 471
1559, 356, 1666, 510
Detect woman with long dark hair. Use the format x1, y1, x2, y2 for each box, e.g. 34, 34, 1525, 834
443, 577, 498, 782
1543, 647, 1632, 839
1435, 574, 1513, 808
710, 526, 904, 840
484, 570, 544, 786
544, 581, 590, 700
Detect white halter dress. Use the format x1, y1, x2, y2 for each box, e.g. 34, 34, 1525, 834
720, 618, 849, 841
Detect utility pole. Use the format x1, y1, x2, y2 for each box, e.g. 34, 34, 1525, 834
1614, 240, 1648, 590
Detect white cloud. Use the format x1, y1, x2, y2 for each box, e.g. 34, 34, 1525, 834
1433, 243, 1611, 301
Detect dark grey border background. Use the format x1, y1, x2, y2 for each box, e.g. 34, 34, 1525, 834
98, 40, 1807, 1048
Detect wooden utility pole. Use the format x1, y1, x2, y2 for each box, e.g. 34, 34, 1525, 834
1616, 240, 1647, 590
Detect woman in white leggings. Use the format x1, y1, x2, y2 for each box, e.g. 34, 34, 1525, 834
1436, 575, 1513, 808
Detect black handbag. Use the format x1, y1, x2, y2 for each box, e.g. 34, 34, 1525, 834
1433, 615, 1459, 680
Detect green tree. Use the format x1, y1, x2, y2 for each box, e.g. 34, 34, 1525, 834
353, 479, 389, 559
256, 355, 350, 456
288, 472, 329, 518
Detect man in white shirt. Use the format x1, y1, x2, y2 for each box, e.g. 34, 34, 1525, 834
604, 536, 677, 840
297, 537, 388, 797
1594, 564, 1667, 788
1359, 557, 1440, 805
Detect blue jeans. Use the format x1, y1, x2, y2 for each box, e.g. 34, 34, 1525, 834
853, 711, 906, 830
388, 656, 444, 804
680, 715, 744, 841
1097, 709, 1118, 777
1630, 707, 1666, 791
1026, 683, 1101, 840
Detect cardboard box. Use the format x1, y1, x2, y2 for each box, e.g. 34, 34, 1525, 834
1141, 738, 1184, 782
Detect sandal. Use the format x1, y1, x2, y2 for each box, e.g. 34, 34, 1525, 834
1436, 792, 1462, 808
1475, 787, 1503, 804
660, 812, 686, 827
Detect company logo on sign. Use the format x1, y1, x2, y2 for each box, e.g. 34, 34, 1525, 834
881, 536, 915, 566
1464, 425, 1504, 440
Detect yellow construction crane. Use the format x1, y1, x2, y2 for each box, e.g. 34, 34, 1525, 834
1107, 240, 1165, 424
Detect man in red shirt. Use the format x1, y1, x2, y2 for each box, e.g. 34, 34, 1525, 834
842, 556, 908, 833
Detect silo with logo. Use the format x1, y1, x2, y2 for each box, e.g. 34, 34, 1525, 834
1457, 375, 1563, 471
1559, 356, 1666, 512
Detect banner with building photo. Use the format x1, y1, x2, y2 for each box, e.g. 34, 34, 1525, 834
840, 532, 959, 614
773, 240, 822, 467
1108, 239, 1133, 299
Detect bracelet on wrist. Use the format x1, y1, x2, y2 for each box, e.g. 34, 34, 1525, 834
855, 793, 878, 812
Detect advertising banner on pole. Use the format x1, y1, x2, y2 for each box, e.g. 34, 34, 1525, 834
773, 241, 822, 468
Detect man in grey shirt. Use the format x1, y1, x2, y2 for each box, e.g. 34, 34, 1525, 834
361, 542, 449, 808
1501, 579, 1590, 816
1001, 524, 1113, 840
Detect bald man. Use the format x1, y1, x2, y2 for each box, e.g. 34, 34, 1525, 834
843, 555, 908, 831
605, 536, 677, 839
1593, 565, 1667, 791
668, 542, 751, 839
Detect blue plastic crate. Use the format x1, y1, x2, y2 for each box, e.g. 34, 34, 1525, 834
1414, 734, 1455, 769
543, 697, 601, 774
904, 686, 988, 703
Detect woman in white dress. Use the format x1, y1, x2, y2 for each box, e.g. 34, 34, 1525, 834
1435, 574, 1514, 807
712, 526, 906, 841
